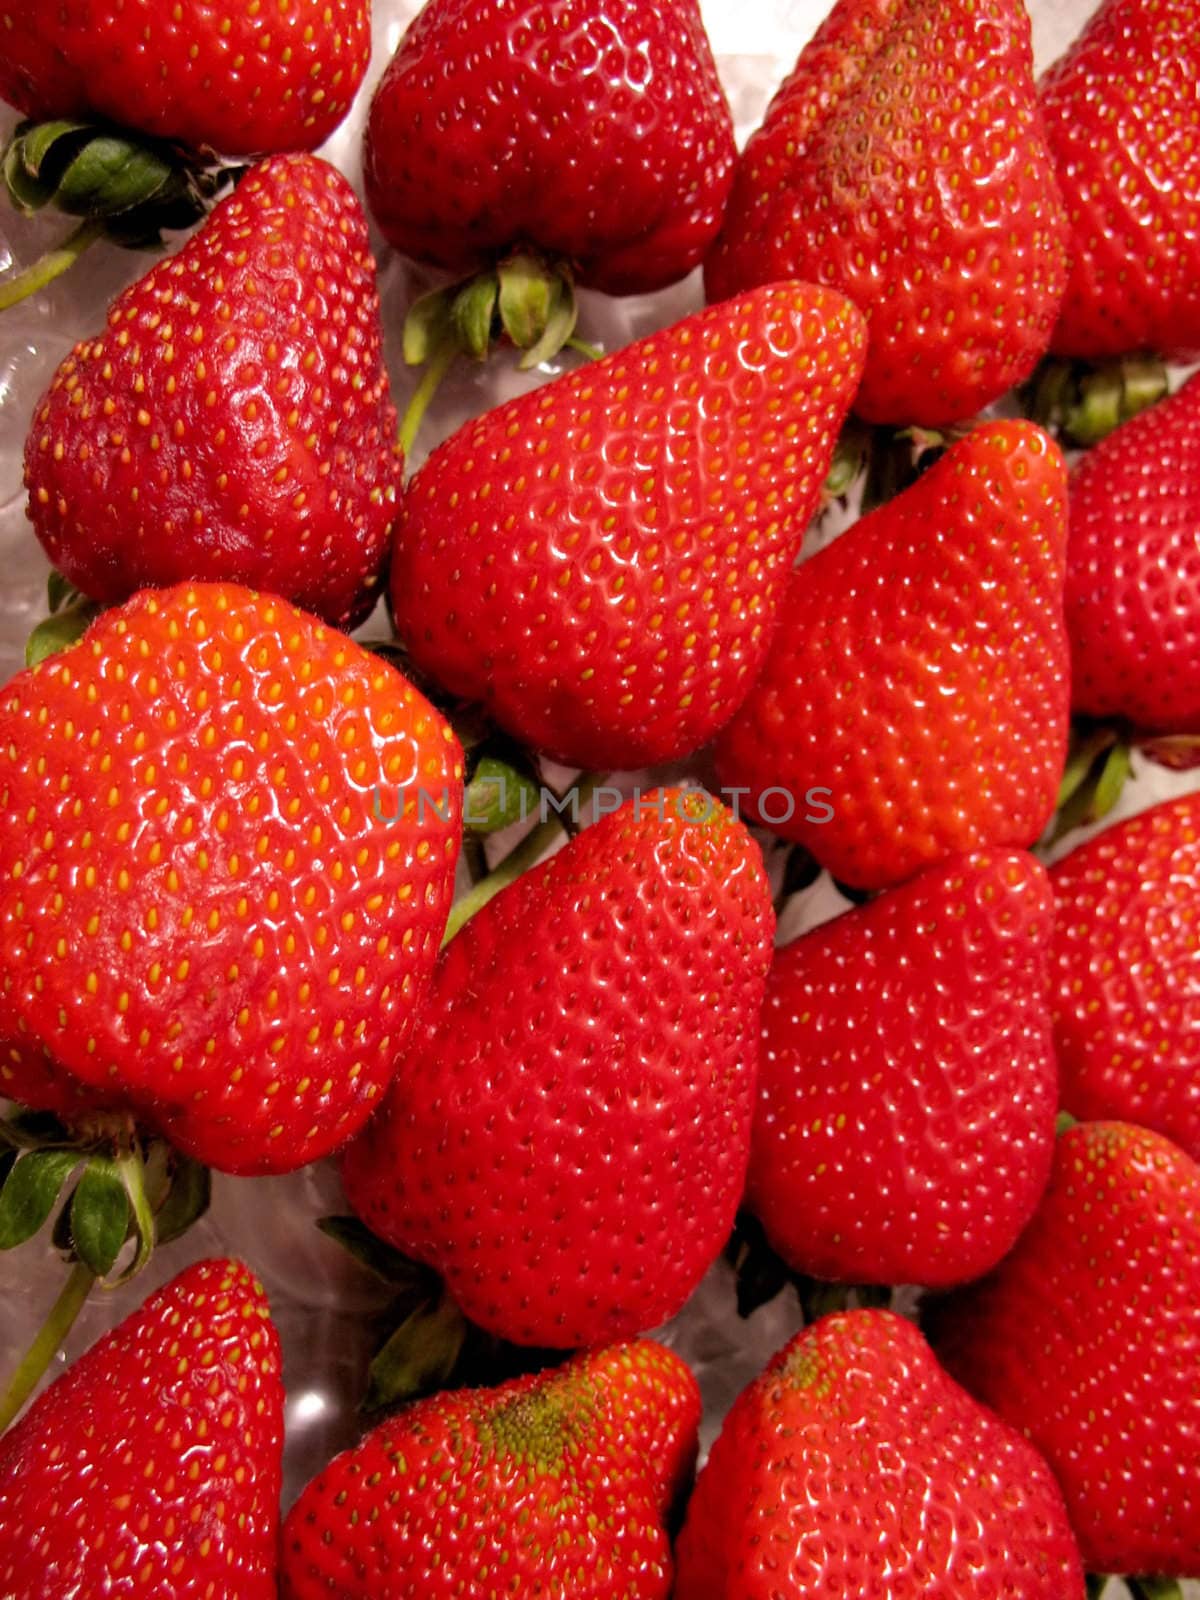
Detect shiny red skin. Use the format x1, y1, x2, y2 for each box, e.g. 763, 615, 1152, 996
704, 0, 1068, 427
927, 1122, 1200, 1576
0, 1259, 283, 1599
674, 1310, 1085, 1599
1065, 373, 1200, 731
25, 155, 401, 632
714, 420, 1070, 890
0, 583, 463, 1175
1050, 795, 1200, 1162
364, 0, 735, 294
281, 1340, 699, 1599
391, 283, 867, 770
340, 791, 774, 1348
1041, 0, 1200, 361
0, 0, 369, 155
749, 850, 1058, 1287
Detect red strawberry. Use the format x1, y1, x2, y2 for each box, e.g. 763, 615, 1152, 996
750, 849, 1057, 1288
1049, 794, 1200, 1162
674, 1309, 1085, 1598
364, 0, 735, 296
927, 1121, 1200, 1576
281, 1339, 698, 1599
340, 789, 774, 1348
0, 581, 463, 1175
1040, 0, 1200, 361
714, 420, 1070, 890
390, 283, 867, 770
0, 1257, 283, 1599
1064, 372, 1200, 731
24, 155, 401, 632
0, 0, 370, 156
704, 0, 1068, 427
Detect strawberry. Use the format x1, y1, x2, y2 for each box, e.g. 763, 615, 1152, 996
703, 0, 1068, 427
24, 154, 402, 632
714, 420, 1070, 890
0, 581, 463, 1176
0, 1257, 283, 1598
280, 1339, 698, 1599
1040, 0, 1200, 362
364, 0, 735, 297
927, 1121, 1200, 1576
674, 1309, 1085, 1598
390, 283, 867, 771
1049, 794, 1200, 1162
749, 849, 1058, 1288
1064, 372, 1200, 731
0, 0, 370, 157
339, 789, 774, 1348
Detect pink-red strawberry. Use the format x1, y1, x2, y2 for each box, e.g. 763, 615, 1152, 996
714, 420, 1070, 889
0, 582, 463, 1175
0, 0, 370, 156
0, 1258, 283, 1598
365, 0, 734, 295
750, 850, 1057, 1288
704, 0, 1068, 426
340, 790, 774, 1348
390, 283, 867, 770
1050, 794, 1200, 1162
281, 1340, 698, 1599
1040, 0, 1200, 361
24, 155, 401, 632
927, 1121, 1200, 1576
674, 1309, 1084, 1599
1065, 372, 1200, 731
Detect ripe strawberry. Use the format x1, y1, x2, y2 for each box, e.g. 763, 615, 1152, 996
1064, 372, 1200, 731
674, 1309, 1085, 1598
391, 283, 867, 770
927, 1121, 1200, 1576
281, 1339, 698, 1599
750, 850, 1057, 1288
0, 0, 370, 156
0, 581, 463, 1176
704, 0, 1068, 427
365, 0, 735, 296
0, 1257, 283, 1598
24, 155, 401, 632
340, 789, 774, 1348
1049, 794, 1200, 1162
714, 420, 1070, 890
1040, 0, 1200, 361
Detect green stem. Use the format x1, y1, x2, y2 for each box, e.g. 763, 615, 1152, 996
398, 337, 459, 459
0, 1260, 96, 1432
565, 335, 603, 362
0, 219, 104, 312
442, 772, 605, 945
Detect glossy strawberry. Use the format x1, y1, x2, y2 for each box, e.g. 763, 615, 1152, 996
0, 582, 463, 1175
674, 1309, 1084, 1598
391, 283, 867, 770
24, 155, 401, 632
1041, 0, 1200, 361
750, 850, 1057, 1287
714, 420, 1070, 889
0, 0, 369, 156
928, 1121, 1200, 1576
365, 0, 734, 295
0, 1258, 283, 1599
1065, 373, 1200, 731
705, 0, 1068, 426
1050, 794, 1200, 1162
340, 790, 774, 1348
281, 1339, 698, 1599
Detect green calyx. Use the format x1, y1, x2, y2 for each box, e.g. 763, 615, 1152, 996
404, 252, 581, 372
1051, 723, 1134, 845
26, 570, 102, 667
1023, 355, 1169, 448
463, 754, 542, 837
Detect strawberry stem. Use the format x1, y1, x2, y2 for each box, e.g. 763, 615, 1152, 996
0, 1258, 95, 1432
0, 218, 103, 311
398, 335, 459, 460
